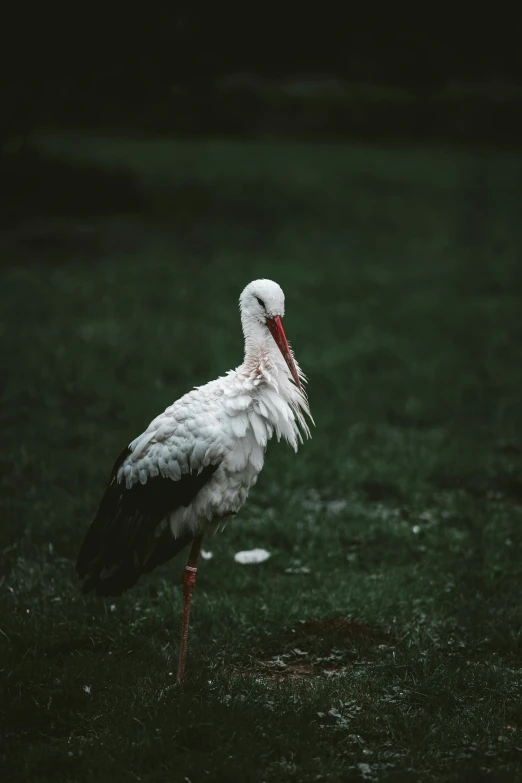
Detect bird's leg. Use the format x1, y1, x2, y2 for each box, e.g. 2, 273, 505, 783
176, 533, 204, 685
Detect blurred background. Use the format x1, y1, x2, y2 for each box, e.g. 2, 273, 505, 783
1, 6, 521, 229
2, 9, 521, 253
2, 9, 522, 782
1, 7, 521, 227
2, 7, 522, 144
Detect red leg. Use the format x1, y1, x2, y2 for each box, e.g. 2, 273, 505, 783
176, 533, 203, 685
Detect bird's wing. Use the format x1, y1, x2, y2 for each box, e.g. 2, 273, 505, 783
76, 409, 224, 597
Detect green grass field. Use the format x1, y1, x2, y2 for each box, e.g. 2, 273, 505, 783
1, 135, 522, 782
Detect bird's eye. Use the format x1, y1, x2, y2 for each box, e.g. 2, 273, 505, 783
255, 296, 266, 309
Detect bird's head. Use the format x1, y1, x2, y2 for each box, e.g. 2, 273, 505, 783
239, 279, 301, 389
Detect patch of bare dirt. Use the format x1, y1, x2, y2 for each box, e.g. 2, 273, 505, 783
231, 656, 350, 681
227, 619, 394, 681
297, 618, 391, 645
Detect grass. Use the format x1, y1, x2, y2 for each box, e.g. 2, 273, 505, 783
1, 134, 522, 781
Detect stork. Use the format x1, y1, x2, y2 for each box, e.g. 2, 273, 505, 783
76, 279, 313, 683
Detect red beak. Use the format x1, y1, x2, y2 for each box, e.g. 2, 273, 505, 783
266, 315, 301, 389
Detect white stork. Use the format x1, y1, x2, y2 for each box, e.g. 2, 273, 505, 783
76, 279, 313, 683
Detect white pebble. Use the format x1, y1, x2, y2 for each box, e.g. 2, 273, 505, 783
234, 548, 271, 564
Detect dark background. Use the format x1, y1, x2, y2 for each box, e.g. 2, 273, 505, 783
2, 10, 522, 783
2, 7, 521, 228
2, 8, 522, 144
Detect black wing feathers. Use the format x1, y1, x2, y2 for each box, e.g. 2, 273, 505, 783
76, 447, 219, 597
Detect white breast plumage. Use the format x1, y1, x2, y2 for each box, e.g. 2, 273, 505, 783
112, 364, 310, 543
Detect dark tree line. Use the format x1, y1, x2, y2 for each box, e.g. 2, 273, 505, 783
1, 6, 521, 141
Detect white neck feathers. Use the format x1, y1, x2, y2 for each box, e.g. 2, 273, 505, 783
230, 317, 313, 452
